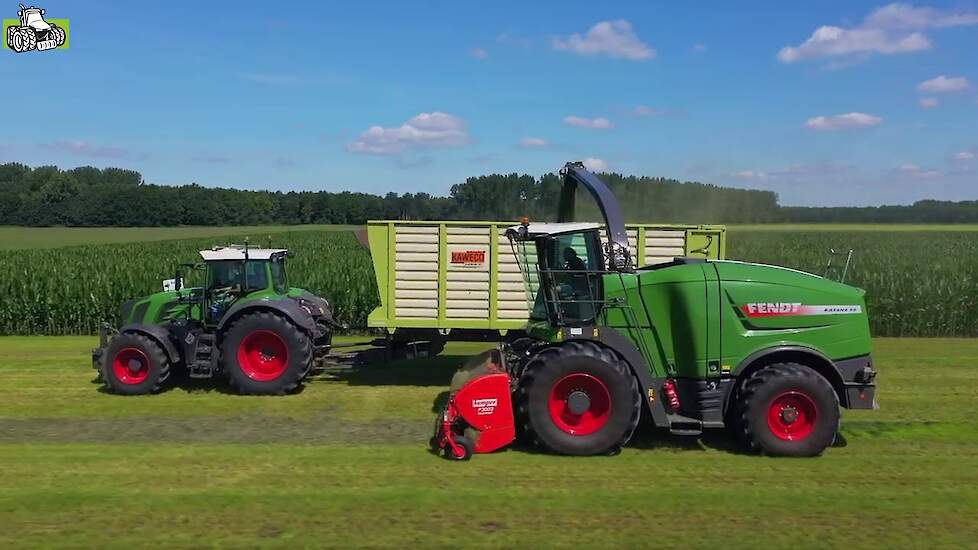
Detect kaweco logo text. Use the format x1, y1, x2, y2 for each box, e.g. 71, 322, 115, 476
4, 4, 69, 53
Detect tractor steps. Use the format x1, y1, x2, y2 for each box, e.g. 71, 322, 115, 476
189, 333, 217, 378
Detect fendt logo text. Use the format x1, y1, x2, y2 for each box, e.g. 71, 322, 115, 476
4, 3, 68, 53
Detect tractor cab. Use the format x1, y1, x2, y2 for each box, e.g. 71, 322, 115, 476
191, 246, 291, 325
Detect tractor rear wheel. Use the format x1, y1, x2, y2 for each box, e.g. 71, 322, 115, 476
221, 312, 312, 395
736, 363, 840, 457
101, 332, 171, 395
516, 341, 641, 456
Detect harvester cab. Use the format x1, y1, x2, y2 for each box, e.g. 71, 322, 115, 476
433, 162, 877, 460
93, 244, 335, 396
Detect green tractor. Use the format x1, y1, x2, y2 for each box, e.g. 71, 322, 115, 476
93, 245, 334, 395
433, 163, 877, 459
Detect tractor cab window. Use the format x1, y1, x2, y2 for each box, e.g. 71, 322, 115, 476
207, 261, 268, 293
538, 230, 603, 324
270, 258, 288, 294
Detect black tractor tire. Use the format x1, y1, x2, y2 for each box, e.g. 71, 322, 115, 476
735, 362, 840, 457
50, 25, 66, 46
221, 312, 312, 395
9, 27, 36, 53
516, 341, 641, 456
101, 332, 171, 395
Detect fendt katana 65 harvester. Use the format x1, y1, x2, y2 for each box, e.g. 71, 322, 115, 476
92, 245, 335, 395
434, 162, 878, 459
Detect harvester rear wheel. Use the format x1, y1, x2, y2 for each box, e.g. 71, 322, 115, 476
516, 341, 641, 456
736, 363, 839, 457
101, 332, 171, 395
221, 312, 312, 395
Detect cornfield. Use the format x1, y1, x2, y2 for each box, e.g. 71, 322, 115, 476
0, 229, 975, 337
728, 230, 978, 337
0, 231, 378, 335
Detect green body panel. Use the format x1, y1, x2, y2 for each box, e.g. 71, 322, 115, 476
119, 257, 308, 327
120, 287, 308, 326
366, 220, 726, 332
531, 260, 872, 381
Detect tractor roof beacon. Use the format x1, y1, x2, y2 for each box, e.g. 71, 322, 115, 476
92, 244, 335, 396
433, 161, 877, 459
7, 4, 66, 53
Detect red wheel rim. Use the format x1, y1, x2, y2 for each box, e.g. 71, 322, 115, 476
767, 391, 818, 441
548, 373, 611, 436
112, 347, 151, 385
237, 330, 290, 381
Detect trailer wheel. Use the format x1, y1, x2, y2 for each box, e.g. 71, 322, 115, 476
221, 312, 312, 395
516, 341, 641, 456
736, 363, 840, 457
101, 332, 171, 395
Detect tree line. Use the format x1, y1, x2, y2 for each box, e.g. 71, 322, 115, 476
1, 162, 976, 226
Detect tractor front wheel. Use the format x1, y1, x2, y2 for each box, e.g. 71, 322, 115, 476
736, 363, 840, 457
101, 332, 171, 395
516, 341, 641, 456
221, 312, 312, 395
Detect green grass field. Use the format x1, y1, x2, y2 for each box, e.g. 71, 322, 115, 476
1, 336, 976, 548
0, 225, 360, 250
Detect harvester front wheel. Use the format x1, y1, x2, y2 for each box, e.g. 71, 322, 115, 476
101, 332, 171, 395
221, 312, 312, 395
516, 341, 641, 456
9, 27, 36, 53
736, 363, 840, 457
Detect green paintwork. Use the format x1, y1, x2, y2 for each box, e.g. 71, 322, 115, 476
528, 230, 872, 382
366, 220, 726, 332
120, 260, 304, 327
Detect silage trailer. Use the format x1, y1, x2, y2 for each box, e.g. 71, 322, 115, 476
364, 220, 726, 352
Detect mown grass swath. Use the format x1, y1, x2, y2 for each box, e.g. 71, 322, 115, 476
1, 229, 976, 337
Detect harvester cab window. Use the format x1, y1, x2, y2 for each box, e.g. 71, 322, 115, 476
540, 230, 603, 324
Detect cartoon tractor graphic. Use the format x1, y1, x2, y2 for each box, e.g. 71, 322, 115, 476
6, 4, 66, 53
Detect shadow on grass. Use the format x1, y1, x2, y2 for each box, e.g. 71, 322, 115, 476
318, 353, 469, 387
92, 370, 308, 396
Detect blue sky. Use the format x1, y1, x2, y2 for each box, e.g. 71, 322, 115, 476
1, 1, 977, 206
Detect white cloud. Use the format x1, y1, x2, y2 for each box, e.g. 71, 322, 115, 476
469, 47, 489, 60
553, 20, 655, 60
898, 163, 942, 178
805, 112, 882, 131
919, 97, 940, 108
863, 3, 978, 30
733, 170, 768, 181
41, 139, 131, 159
778, 3, 978, 63
518, 137, 549, 149
582, 157, 608, 171
237, 72, 302, 86
563, 115, 614, 129
692, 43, 707, 52
777, 26, 929, 63
952, 151, 975, 161
632, 105, 662, 117
917, 75, 970, 93
347, 112, 469, 156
